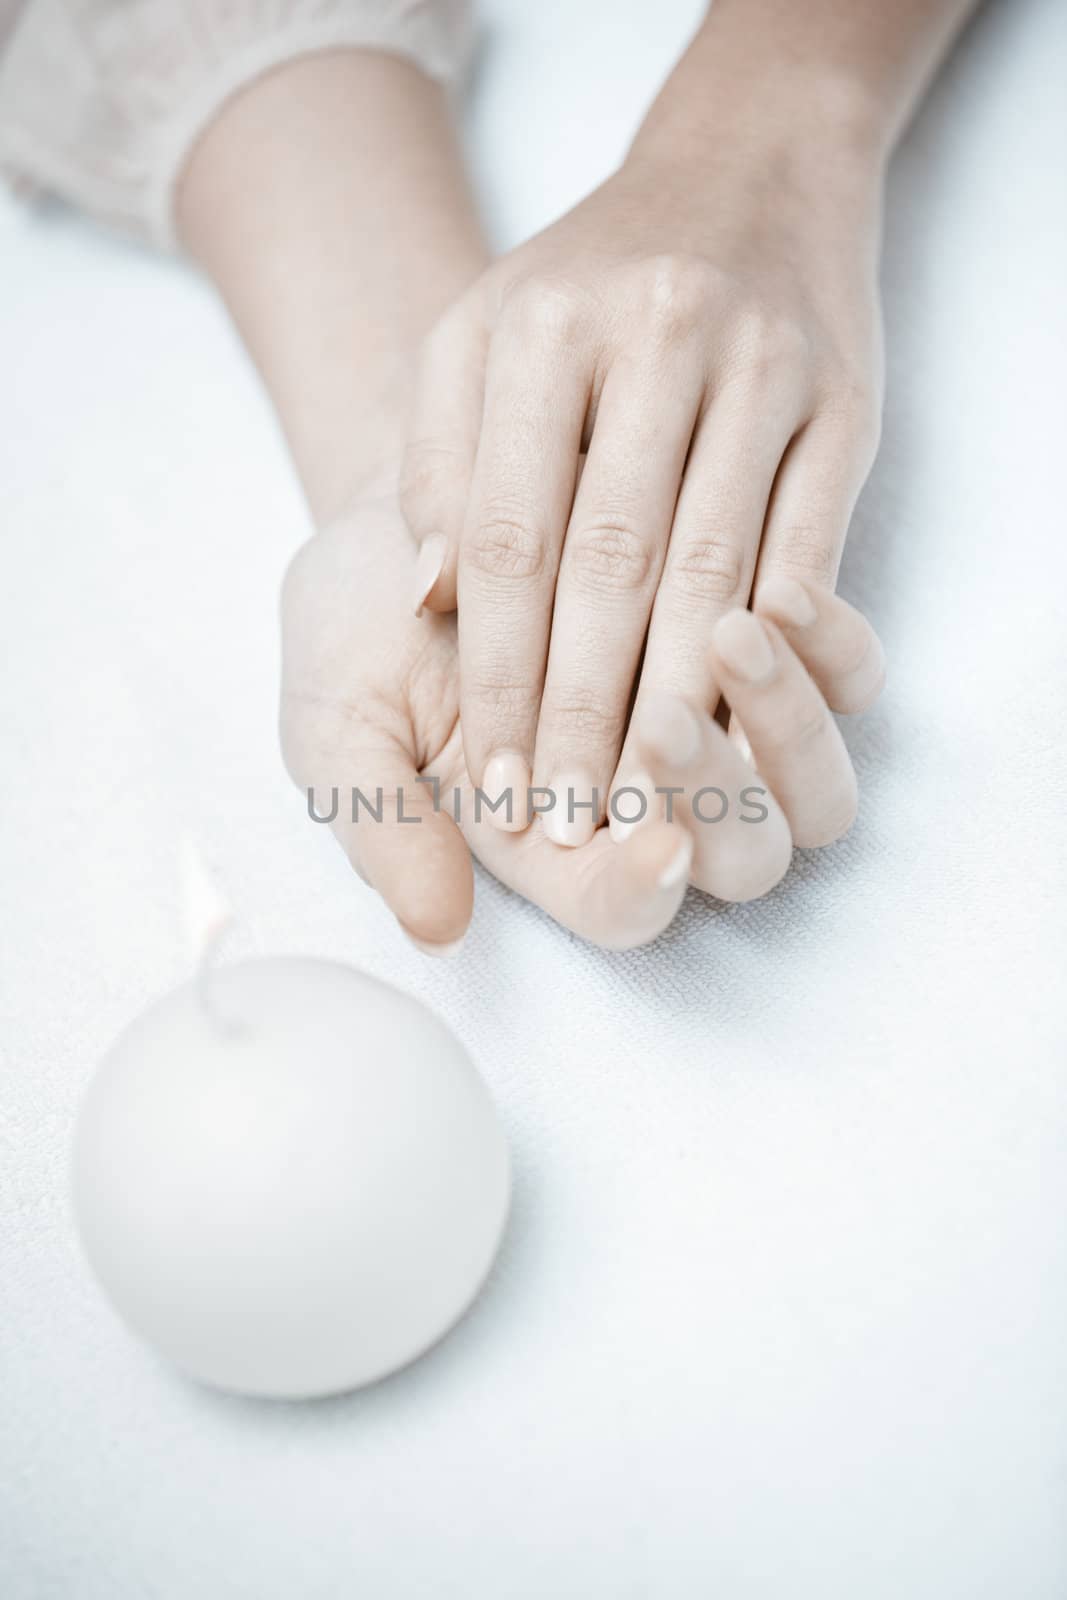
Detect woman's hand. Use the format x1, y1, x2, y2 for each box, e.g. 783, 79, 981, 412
280, 486, 885, 952
400, 80, 885, 846
280, 486, 697, 953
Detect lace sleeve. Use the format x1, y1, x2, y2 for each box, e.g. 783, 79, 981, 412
0, 0, 474, 246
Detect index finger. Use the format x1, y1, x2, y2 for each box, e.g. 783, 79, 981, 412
457, 288, 592, 826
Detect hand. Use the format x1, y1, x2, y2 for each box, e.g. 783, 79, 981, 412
279, 488, 885, 951
279, 486, 696, 953
399, 122, 884, 846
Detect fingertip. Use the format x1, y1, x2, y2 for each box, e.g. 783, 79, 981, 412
620, 820, 693, 900
708, 608, 778, 685
834, 642, 887, 715
710, 828, 794, 903
754, 576, 888, 715
791, 797, 857, 849
399, 926, 468, 959
755, 573, 818, 629
392, 858, 474, 948
574, 820, 691, 950
655, 829, 694, 891
346, 812, 474, 948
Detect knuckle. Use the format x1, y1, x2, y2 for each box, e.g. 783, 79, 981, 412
670, 536, 746, 603
731, 305, 809, 380
465, 509, 547, 582
540, 689, 621, 747
642, 254, 721, 339
566, 519, 656, 593
767, 526, 837, 588
467, 671, 541, 723
819, 366, 884, 462
502, 276, 585, 344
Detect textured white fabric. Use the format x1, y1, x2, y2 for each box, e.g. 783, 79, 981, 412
1, 1, 1065, 1596
0, 0, 473, 244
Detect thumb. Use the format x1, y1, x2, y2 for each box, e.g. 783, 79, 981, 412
294, 714, 474, 954
400, 290, 488, 617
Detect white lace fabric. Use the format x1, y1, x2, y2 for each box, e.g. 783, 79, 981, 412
0, 0, 473, 246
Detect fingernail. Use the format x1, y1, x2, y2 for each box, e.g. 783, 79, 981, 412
758, 575, 817, 628
730, 723, 753, 766
714, 610, 776, 684
542, 771, 599, 848
480, 750, 530, 833
413, 535, 447, 617
404, 930, 466, 959
609, 769, 657, 843
657, 832, 693, 891
639, 691, 701, 766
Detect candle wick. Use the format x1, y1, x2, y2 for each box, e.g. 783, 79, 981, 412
195, 913, 247, 1037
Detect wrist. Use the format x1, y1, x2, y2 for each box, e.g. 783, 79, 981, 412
335, 436, 409, 521
630, 14, 893, 194
177, 48, 486, 527
315, 402, 412, 530
305, 355, 411, 522
625, 78, 885, 254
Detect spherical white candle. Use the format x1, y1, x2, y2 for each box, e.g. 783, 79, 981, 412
73, 958, 510, 1398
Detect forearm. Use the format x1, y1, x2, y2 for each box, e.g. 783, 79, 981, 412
635, 0, 980, 173
175, 50, 488, 526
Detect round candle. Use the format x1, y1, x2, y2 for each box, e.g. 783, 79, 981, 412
73, 958, 510, 1398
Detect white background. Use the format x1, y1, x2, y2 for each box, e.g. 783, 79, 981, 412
2, 0, 1066, 1595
